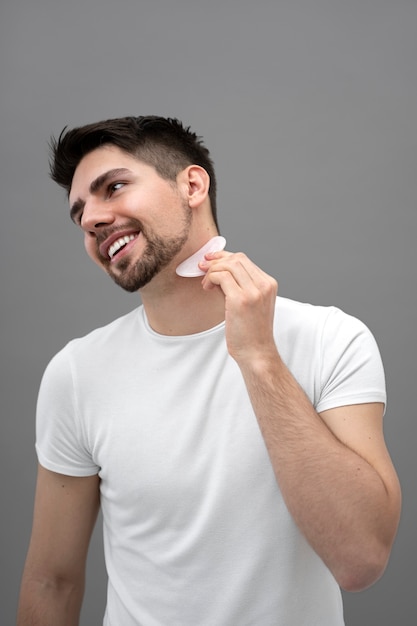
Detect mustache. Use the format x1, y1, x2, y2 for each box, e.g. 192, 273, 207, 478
96, 220, 146, 255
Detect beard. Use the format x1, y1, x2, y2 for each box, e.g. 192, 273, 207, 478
105, 206, 192, 293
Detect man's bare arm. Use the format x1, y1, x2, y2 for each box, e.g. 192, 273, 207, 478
241, 360, 401, 591
201, 251, 401, 591
17, 465, 100, 626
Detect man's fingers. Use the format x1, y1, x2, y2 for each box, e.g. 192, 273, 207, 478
201, 251, 277, 297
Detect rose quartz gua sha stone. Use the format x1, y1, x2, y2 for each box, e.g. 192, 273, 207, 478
176, 236, 226, 277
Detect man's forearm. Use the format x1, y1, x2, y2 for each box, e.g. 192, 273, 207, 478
238, 351, 399, 591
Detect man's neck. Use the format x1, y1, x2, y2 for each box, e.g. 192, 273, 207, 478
140, 273, 226, 336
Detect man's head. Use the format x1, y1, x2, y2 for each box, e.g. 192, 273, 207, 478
50, 116, 218, 293
50, 115, 218, 230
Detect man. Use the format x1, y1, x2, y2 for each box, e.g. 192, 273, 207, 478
17, 116, 401, 625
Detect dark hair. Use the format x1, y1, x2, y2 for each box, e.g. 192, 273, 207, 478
49, 115, 218, 229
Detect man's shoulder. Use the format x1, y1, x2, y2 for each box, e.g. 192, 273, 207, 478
274, 295, 368, 342
275, 295, 335, 324
59, 305, 143, 359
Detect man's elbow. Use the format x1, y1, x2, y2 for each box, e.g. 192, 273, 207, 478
17, 569, 85, 625
335, 545, 391, 592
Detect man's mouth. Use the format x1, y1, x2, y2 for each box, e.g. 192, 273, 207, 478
107, 234, 137, 259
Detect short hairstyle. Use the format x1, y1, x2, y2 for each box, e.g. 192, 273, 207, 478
49, 115, 219, 229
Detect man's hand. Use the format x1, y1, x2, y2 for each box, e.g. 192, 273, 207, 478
199, 251, 278, 363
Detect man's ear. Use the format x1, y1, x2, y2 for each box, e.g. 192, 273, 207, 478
181, 165, 210, 208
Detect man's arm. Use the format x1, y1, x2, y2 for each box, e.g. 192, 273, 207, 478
17, 464, 100, 626
200, 251, 402, 592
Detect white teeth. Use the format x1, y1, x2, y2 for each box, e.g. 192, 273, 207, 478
108, 234, 136, 259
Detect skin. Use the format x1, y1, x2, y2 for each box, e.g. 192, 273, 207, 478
17, 146, 402, 624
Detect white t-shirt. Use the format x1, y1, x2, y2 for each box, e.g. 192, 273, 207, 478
36, 297, 386, 625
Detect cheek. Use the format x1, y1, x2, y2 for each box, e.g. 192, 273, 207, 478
84, 234, 104, 268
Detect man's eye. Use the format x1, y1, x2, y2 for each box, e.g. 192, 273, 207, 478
109, 182, 125, 194
71, 210, 83, 226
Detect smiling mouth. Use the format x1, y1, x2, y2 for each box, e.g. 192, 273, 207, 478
107, 234, 138, 259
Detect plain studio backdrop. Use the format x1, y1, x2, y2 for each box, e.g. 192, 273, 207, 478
1, 1, 415, 624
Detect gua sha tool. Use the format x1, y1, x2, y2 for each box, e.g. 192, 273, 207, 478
176, 236, 226, 277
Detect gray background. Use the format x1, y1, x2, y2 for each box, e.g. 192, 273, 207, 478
1, 1, 415, 624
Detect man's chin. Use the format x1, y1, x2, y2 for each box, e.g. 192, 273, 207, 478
107, 264, 157, 293
109, 273, 149, 293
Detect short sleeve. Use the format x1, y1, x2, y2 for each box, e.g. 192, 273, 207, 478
315, 308, 386, 414
35, 345, 100, 476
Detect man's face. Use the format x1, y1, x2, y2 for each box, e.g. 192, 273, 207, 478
69, 145, 192, 292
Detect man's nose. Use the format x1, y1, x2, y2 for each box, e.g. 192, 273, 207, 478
81, 199, 115, 232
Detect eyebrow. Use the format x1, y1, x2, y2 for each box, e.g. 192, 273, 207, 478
69, 168, 133, 223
